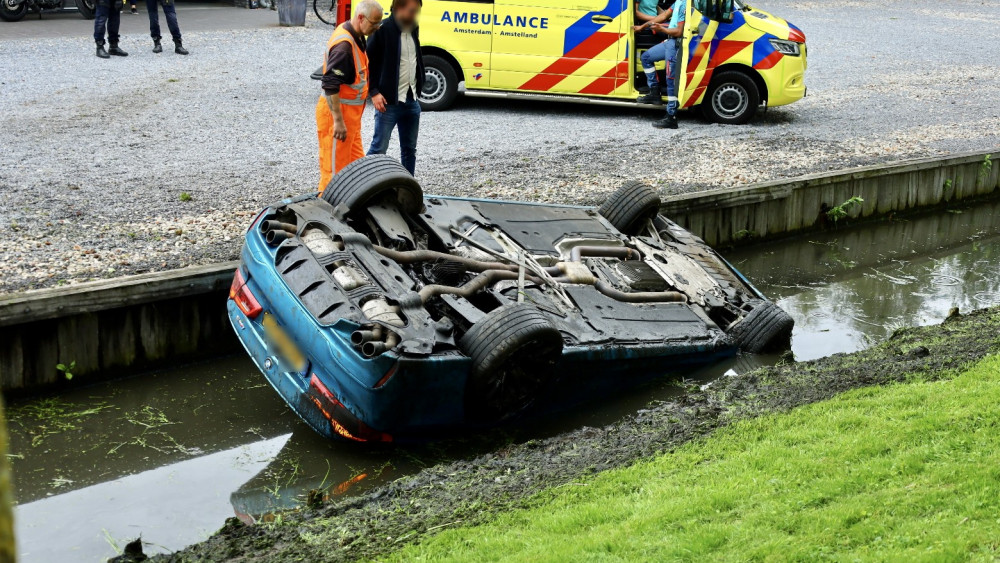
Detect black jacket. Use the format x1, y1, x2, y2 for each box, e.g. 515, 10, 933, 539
367, 14, 425, 105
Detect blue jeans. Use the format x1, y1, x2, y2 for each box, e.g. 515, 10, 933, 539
367, 97, 421, 175
640, 38, 681, 116
147, 0, 182, 42
93, 1, 121, 45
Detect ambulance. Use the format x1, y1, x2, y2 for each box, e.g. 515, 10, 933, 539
336, 0, 806, 124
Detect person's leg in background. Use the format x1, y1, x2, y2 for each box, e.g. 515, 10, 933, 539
335, 103, 366, 173
395, 95, 421, 176
104, 2, 128, 57
367, 104, 401, 159
146, 0, 163, 52
160, 0, 188, 54
316, 97, 335, 192
653, 38, 680, 129
638, 40, 666, 105
94, 0, 110, 57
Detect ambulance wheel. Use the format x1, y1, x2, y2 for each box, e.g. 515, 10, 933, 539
598, 181, 662, 236
701, 71, 759, 125
460, 304, 563, 423
77, 0, 95, 19
322, 155, 424, 217
419, 55, 459, 112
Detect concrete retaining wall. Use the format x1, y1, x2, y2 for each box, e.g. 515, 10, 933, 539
660, 150, 999, 247
0, 150, 996, 393
0, 263, 238, 394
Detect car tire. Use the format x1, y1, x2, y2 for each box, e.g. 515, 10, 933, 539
597, 181, 662, 236
701, 71, 760, 125
460, 303, 564, 423
321, 155, 424, 217
728, 300, 794, 354
419, 55, 459, 112
0, 0, 28, 21
77, 0, 95, 19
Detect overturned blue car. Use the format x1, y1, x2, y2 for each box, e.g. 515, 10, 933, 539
228, 156, 793, 443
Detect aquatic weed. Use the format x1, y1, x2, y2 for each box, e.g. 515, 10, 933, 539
8, 398, 112, 448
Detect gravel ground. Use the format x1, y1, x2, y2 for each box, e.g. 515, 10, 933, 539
1, 0, 999, 293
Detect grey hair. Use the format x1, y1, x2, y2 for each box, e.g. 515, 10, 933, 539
355, 0, 383, 18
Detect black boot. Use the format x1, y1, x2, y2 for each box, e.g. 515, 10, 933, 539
96, 43, 110, 59
174, 40, 189, 55
153, 39, 163, 53
637, 91, 662, 105
108, 44, 129, 56
652, 114, 678, 129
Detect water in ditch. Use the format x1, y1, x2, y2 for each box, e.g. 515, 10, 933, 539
7, 199, 1000, 562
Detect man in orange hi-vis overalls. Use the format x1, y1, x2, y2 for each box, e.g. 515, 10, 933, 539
316, 0, 384, 192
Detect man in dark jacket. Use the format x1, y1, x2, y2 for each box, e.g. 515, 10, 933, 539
366, 0, 425, 175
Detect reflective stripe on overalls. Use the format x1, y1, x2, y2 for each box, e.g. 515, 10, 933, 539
316, 24, 369, 192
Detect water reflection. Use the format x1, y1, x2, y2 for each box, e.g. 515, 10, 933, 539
729, 201, 1000, 360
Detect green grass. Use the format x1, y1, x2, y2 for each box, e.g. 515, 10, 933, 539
386, 354, 1000, 562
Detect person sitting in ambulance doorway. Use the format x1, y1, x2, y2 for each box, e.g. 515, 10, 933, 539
636, 0, 685, 129
315, 0, 384, 192
635, 0, 670, 23
634, 0, 674, 93
366, 0, 425, 176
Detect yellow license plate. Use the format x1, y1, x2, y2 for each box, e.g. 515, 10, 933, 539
262, 313, 307, 372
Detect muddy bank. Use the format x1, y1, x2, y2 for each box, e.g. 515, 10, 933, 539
142, 306, 1000, 562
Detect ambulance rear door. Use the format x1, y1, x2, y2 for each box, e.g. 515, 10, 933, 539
491, 0, 629, 96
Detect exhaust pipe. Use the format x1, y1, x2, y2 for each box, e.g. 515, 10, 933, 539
350, 326, 383, 346
362, 341, 387, 357
266, 229, 293, 245
361, 332, 400, 358
261, 220, 297, 234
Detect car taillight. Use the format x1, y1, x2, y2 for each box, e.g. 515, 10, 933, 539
230, 269, 263, 319
308, 374, 393, 443
247, 209, 266, 234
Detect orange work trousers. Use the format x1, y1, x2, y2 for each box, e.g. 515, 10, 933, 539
316, 97, 366, 192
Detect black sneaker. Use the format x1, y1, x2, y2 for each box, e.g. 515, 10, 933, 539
130, 6, 137, 13
96, 45, 110, 59
153, 40, 163, 53
108, 44, 128, 56
652, 114, 678, 129
636, 92, 662, 105
174, 41, 189, 55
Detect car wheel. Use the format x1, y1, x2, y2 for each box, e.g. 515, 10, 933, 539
321, 155, 424, 217
77, 0, 95, 19
460, 303, 563, 423
597, 181, 661, 236
0, 0, 28, 21
419, 55, 459, 112
701, 71, 760, 125
728, 300, 794, 354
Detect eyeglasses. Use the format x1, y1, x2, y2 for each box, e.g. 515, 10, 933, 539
364, 14, 383, 28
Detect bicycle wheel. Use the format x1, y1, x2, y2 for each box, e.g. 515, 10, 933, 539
314, 0, 337, 25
